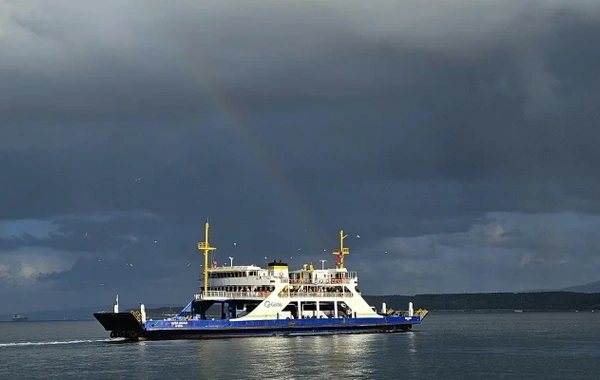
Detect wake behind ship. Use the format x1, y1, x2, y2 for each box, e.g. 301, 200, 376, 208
94, 223, 428, 341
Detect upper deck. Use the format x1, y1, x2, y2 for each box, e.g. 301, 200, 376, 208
195, 225, 360, 302
202, 261, 289, 285
201, 262, 358, 286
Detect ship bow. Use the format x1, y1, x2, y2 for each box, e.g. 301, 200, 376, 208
93, 311, 145, 339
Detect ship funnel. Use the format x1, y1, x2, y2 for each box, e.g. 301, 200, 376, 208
408, 301, 414, 317
113, 294, 119, 313
381, 302, 387, 314
140, 303, 147, 323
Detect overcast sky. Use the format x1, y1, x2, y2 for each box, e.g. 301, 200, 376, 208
1, 0, 600, 313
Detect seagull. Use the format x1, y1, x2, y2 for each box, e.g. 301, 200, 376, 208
233, 242, 237, 247
154, 240, 158, 243
186, 262, 192, 267
356, 234, 360, 238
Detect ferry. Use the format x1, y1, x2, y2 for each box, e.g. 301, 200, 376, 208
12, 314, 28, 322
94, 222, 428, 341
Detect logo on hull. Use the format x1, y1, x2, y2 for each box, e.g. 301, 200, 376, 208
264, 300, 283, 308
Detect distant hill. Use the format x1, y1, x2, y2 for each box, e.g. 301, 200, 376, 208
4, 290, 600, 321
0, 303, 181, 322
560, 280, 600, 293
0, 306, 109, 322
142, 292, 600, 314
364, 292, 600, 312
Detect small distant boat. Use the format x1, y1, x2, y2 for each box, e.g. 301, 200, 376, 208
514, 309, 523, 313
12, 314, 28, 322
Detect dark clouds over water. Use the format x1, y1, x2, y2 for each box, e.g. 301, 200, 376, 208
1, 0, 600, 312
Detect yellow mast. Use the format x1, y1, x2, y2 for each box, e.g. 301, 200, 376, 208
197, 221, 216, 293
333, 229, 350, 268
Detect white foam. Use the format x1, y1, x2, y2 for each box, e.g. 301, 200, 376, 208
0, 338, 115, 348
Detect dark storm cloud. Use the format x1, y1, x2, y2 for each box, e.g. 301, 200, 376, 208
434, 213, 600, 259
1, 0, 599, 219
0, 212, 161, 253
350, 210, 600, 294
2, 0, 600, 311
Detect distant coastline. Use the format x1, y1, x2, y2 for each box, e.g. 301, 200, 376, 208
123, 291, 600, 319
2, 291, 598, 321
363, 292, 600, 313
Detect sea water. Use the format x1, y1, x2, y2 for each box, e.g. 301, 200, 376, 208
1, 312, 598, 379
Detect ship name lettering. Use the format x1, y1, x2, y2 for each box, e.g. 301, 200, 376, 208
170, 321, 188, 327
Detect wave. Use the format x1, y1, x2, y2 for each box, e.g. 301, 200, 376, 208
0, 338, 122, 348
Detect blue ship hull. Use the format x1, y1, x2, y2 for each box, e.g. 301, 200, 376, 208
94, 312, 423, 341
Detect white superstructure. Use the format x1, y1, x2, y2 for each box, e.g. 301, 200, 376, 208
193, 227, 382, 321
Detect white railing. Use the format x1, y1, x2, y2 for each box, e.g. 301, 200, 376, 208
284, 292, 354, 298
288, 272, 358, 285
288, 278, 354, 285
204, 276, 289, 284
195, 291, 270, 300
195, 290, 354, 300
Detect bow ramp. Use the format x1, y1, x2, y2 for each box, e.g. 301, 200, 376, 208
93, 311, 145, 340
